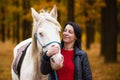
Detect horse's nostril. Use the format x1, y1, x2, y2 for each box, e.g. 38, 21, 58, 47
51, 58, 55, 63
51, 45, 55, 47
52, 43, 60, 46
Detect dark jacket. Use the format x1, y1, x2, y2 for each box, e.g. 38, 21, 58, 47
41, 47, 92, 80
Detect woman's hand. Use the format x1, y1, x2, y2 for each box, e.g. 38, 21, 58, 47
46, 45, 59, 57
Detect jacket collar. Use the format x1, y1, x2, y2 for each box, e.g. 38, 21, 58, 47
74, 47, 82, 56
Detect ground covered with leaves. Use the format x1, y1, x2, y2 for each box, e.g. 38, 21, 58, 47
0, 41, 120, 80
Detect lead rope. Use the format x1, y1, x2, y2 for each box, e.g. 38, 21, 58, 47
54, 70, 58, 80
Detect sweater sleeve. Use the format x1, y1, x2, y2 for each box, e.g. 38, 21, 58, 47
40, 52, 52, 75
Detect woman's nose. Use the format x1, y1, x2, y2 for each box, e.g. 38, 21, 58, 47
63, 31, 68, 35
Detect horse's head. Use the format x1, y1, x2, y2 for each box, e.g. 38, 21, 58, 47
31, 5, 63, 70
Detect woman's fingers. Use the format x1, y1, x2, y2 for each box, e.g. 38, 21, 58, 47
46, 45, 59, 57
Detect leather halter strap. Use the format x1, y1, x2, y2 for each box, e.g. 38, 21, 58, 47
34, 33, 61, 48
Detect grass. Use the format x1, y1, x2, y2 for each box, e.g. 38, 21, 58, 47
0, 41, 120, 80
0, 41, 15, 80
87, 43, 120, 80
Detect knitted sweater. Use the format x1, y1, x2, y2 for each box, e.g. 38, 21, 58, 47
57, 49, 74, 80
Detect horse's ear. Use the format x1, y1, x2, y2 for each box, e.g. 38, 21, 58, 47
31, 8, 39, 22
50, 5, 57, 20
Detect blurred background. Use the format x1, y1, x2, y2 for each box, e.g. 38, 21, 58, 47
0, 0, 120, 80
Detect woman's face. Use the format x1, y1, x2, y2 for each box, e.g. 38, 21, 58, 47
62, 24, 76, 44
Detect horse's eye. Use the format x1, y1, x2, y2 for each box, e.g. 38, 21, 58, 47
39, 33, 43, 37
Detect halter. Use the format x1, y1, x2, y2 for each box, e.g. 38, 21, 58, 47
34, 33, 61, 49
35, 33, 59, 80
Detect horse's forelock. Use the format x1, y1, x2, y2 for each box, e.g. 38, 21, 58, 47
46, 18, 61, 31
39, 9, 48, 13
42, 12, 61, 29
34, 12, 61, 31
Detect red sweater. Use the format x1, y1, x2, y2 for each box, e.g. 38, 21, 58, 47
57, 49, 74, 80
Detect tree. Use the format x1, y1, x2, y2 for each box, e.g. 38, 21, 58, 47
101, 0, 118, 63
85, 19, 95, 49
13, 0, 20, 43
84, 0, 95, 49
22, 0, 32, 40
56, 0, 61, 22
0, 7, 5, 42
67, 0, 74, 21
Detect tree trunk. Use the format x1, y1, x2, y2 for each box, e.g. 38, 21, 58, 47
12, 13, 16, 43
22, 0, 32, 40
22, 20, 31, 40
84, 0, 95, 49
15, 0, 20, 43
101, 8, 106, 56
67, 0, 74, 21
56, 0, 61, 23
7, 23, 10, 39
16, 13, 20, 43
86, 20, 95, 49
101, 0, 118, 63
1, 7, 5, 42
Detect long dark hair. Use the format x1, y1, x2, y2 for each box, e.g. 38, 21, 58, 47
61, 21, 82, 49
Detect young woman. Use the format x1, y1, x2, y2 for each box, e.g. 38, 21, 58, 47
41, 22, 92, 80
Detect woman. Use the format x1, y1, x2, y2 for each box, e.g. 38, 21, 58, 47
41, 22, 92, 80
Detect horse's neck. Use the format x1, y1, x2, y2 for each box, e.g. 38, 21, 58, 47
30, 39, 42, 61
21, 44, 43, 80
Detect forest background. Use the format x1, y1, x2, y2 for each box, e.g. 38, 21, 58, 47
0, 0, 120, 80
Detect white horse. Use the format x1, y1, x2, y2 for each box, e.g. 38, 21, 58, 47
11, 6, 64, 80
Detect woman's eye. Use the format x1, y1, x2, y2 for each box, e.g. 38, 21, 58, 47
69, 30, 73, 34
63, 29, 67, 32
39, 33, 43, 37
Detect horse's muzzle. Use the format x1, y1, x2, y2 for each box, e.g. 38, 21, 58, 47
50, 53, 64, 70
